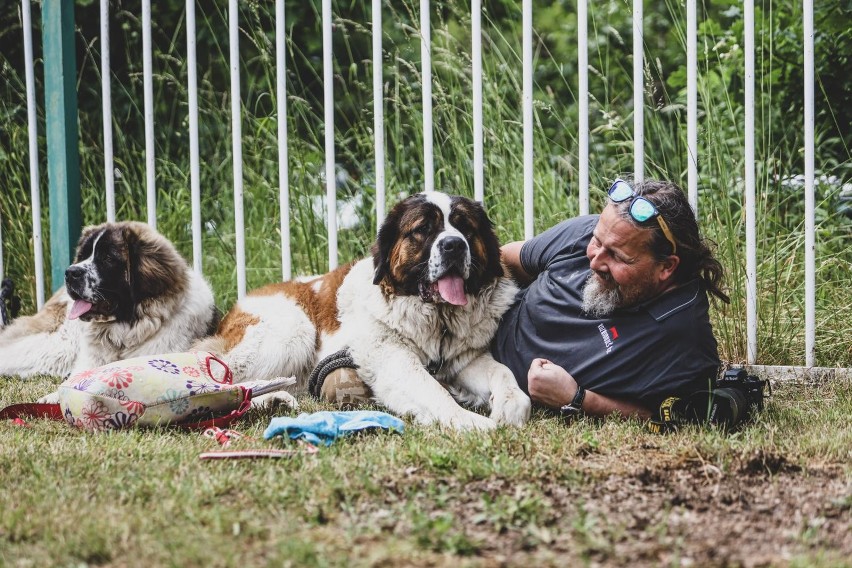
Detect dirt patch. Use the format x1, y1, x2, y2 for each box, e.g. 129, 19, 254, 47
577, 457, 849, 567
347, 452, 850, 567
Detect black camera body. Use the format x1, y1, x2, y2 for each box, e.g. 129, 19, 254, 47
708, 368, 771, 428
649, 368, 771, 433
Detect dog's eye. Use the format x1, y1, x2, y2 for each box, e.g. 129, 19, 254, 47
453, 221, 475, 240
409, 224, 429, 238
103, 253, 123, 267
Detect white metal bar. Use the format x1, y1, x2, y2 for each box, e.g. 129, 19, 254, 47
803, 0, 815, 366
276, 0, 291, 279
686, 0, 698, 213
472, 0, 483, 203
229, 0, 246, 298
744, 0, 757, 364
142, 0, 156, 228
187, 0, 202, 274
322, 0, 338, 269
23, 0, 45, 308
632, 0, 644, 182
522, 0, 533, 238
420, 0, 434, 193
101, 0, 115, 223
577, 0, 589, 215
373, 0, 386, 227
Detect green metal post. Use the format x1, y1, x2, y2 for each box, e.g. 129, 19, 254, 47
43, 0, 81, 292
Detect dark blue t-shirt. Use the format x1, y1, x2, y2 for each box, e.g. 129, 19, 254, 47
491, 215, 721, 408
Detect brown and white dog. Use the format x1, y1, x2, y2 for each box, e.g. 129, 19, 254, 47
196, 192, 531, 430
0, 221, 219, 379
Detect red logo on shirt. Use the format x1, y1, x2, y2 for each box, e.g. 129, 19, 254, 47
609, 326, 619, 340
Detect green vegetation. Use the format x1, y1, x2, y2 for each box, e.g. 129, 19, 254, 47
0, 0, 849, 367
1, 376, 850, 565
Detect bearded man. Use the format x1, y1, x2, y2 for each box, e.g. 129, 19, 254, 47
492, 178, 729, 419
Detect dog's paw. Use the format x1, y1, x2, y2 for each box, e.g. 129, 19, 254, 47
37, 391, 60, 405
442, 408, 496, 431
489, 388, 531, 427
251, 391, 299, 410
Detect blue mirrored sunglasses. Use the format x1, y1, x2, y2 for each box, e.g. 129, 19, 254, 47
607, 179, 678, 255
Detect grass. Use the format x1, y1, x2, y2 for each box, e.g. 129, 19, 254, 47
1, 374, 850, 565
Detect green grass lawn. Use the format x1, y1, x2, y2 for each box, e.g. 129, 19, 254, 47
2, 374, 850, 567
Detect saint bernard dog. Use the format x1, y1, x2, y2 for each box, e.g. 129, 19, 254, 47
0, 221, 219, 379
196, 191, 531, 430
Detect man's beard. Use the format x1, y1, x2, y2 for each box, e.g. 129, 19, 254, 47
582, 273, 622, 318
582, 271, 657, 318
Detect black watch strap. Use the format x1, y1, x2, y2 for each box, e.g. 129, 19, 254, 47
559, 385, 586, 418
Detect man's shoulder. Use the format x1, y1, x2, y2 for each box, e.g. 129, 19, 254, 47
524, 215, 599, 254
520, 215, 598, 274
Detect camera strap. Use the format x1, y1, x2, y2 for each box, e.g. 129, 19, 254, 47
647, 396, 683, 434
647, 389, 746, 433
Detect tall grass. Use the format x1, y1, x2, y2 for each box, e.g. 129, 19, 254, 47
0, 0, 849, 367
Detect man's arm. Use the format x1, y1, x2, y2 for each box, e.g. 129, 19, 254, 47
501, 241, 535, 286
527, 358, 652, 420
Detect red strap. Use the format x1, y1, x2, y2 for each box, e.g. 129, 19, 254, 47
0, 403, 63, 421
178, 388, 252, 430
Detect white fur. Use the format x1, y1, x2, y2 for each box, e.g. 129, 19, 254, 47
334, 259, 528, 429
198, 294, 317, 391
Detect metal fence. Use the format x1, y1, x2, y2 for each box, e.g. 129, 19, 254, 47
4, 0, 842, 376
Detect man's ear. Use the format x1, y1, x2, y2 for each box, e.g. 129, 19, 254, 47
658, 255, 680, 282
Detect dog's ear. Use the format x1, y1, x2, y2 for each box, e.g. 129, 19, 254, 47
124, 223, 184, 301
372, 199, 407, 285
473, 200, 505, 280
372, 218, 397, 285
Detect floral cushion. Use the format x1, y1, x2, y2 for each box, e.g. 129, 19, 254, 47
58, 351, 283, 432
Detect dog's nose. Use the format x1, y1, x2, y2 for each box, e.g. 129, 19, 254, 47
65, 265, 85, 285
439, 236, 466, 256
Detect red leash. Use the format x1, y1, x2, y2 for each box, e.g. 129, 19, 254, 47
0, 403, 63, 422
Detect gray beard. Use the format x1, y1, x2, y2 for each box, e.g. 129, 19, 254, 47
582, 273, 623, 318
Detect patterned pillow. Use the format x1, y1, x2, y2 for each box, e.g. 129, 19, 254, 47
58, 351, 293, 432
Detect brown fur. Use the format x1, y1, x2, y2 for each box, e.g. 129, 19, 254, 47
211, 261, 356, 351
216, 308, 262, 351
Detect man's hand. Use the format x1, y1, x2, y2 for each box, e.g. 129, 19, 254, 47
526, 358, 653, 420
527, 358, 577, 408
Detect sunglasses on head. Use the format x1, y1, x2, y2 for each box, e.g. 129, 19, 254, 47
607, 179, 678, 255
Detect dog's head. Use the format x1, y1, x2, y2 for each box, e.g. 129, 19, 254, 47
64, 221, 188, 323
371, 192, 504, 305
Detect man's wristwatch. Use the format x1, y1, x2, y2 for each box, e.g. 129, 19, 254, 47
559, 385, 586, 418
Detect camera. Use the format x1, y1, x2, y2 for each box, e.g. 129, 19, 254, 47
649, 368, 771, 433
703, 368, 771, 429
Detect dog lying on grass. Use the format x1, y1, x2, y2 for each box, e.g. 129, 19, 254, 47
0, 221, 219, 379
196, 192, 531, 430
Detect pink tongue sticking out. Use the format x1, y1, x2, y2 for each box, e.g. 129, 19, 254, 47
437, 275, 467, 306
68, 299, 93, 320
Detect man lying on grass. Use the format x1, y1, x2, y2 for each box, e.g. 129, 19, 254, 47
321, 178, 730, 421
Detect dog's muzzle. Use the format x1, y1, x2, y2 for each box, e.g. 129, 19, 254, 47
425, 235, 470, 306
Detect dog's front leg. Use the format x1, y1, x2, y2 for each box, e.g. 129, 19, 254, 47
455, 354, 530, 427
359, 346, 496, 431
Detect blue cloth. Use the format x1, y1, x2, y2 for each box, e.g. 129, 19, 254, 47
263, 410, 405, 446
